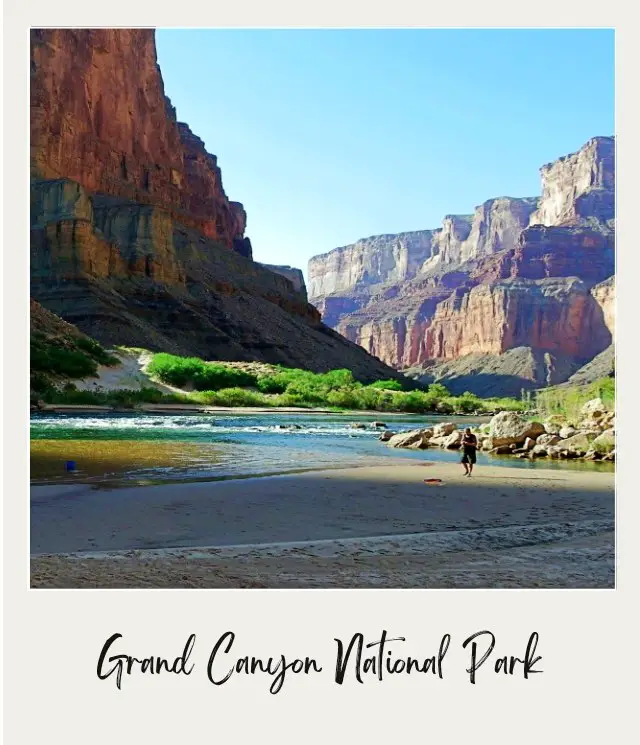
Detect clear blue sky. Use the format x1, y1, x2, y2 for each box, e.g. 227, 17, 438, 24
156, 29, 614, 275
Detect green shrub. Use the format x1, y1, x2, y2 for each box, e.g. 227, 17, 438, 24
270, 393, 314, 408
31, 331, 118, 381
40, 386, 186, 407
31, 339, 98, 378
147, 353, 258, 391
483, 397, 527, 412
209, 388, 269, 407
427, 383, 451, 398
326, 388, 363, 409
536, 376, 615, 424
75, 337, 118, 366
256, 375, 289, 394
30, 372, 54, 394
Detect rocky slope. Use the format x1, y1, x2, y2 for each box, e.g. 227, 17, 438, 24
30, 29, 398, 381
309, 137, 615, 395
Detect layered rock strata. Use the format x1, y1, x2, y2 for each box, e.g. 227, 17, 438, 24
30, 29, 246, 250
30, 29, 398, 380
310, 137, 615, 394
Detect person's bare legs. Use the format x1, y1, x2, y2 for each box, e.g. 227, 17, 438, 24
462, 460, 469, 476
468, 462, 474, 477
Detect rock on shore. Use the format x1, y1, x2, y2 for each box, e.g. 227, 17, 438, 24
383, 398, 614, 462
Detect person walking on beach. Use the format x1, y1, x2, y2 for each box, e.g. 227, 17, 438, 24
461, 428, 478, 477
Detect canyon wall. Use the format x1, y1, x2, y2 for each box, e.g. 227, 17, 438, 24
591, 276, 615, 340
310, 136, 615, 394
307, 231, 436, 298
30, 29, 248, 251
530, 136, 615, 227
30, 29, 399, 380
261, 265, 308, 300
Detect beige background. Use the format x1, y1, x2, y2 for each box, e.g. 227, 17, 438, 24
3, 1, 637, 742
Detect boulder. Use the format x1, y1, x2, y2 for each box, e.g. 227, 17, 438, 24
590, 428, 615, 454
371, 421, 387, 429
378, 430, 395, 442
481, 437, 494, 451
600, 411, 615, 428
537, 433, 561, 447
578, 398, 613, 431
578, 413, 612, 432
523, 437, 536, 451
489, 445, 514, 455
349, 423, 367, 430
406, 441, 427, 449
433, 422, 456, 437
387, 429, 431, 449
443, 430, 463, 449
546, 446, 561, 459
556, 432, 597, 455
531, 444, 548, 457
558, 426, 577, 440
489, 412, 545, 447
543, 415, 568, 435
602, 449, 615, 462
558, 448, 579, 459
581, 398, 606, 419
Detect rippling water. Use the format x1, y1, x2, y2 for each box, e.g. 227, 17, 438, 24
30, 411, 613, 486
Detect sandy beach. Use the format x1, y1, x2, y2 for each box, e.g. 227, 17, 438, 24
30, 461, 614, 589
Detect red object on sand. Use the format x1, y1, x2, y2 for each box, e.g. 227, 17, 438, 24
423, 478, 443, 484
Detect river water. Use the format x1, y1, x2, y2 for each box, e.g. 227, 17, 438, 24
30, 411, 613, 487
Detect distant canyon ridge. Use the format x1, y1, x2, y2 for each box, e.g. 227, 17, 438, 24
308, 136, 615, 396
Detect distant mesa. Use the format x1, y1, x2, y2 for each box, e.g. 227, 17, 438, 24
308, 136, 615, 395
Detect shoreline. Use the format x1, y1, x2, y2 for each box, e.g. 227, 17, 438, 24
32, 402, 492, 417
31, 461, 614, 588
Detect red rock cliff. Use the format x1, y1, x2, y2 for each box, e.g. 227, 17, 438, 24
29, 29, 400, 380
31, 28, 246, 251
311, 137, 615, 394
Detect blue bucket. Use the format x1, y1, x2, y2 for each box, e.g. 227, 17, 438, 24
65, 460, 77, 472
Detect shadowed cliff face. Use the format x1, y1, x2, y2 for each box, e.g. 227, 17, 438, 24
261, 265, 308, 300
309, 137, 615, 394
29, 30, 400, 380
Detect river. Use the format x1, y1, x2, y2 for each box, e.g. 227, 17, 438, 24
30, 410, 613, 487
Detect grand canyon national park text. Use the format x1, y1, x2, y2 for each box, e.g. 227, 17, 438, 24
96, 630, 543, 693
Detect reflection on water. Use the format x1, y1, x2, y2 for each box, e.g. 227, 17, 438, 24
30, 411, 614, 486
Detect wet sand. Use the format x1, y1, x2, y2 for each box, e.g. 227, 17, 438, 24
30, 462, 614, 589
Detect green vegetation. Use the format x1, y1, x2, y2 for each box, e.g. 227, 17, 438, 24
38, 352, 522, 413
37, 385, 184, 408
32, 349, 530, 414
30, 332, 117, 390
536, 376, 615, 424
146, 353, 258, 390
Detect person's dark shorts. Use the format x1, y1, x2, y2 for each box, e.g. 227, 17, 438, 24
461, 446, 477, 464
